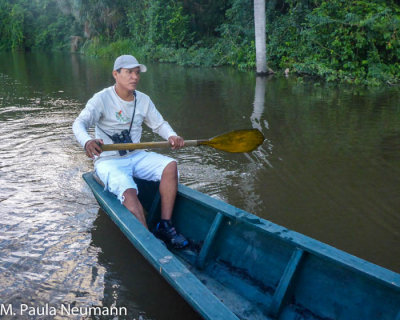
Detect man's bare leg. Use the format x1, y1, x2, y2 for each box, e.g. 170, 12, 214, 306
121, 161, 177, 228
156, 161, 188, 248
122, 188, 148, 228
159, 161, 178, 220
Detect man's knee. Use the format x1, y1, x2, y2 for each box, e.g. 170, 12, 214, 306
162, 161, 178, 178
122, 188, 139, 204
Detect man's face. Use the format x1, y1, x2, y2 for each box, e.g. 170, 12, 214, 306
113, 67, 141, 92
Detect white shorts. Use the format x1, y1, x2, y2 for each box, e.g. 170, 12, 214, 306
95, 151, 176, 203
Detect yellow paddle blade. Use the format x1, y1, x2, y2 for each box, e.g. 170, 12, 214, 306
202, 129, 265, 153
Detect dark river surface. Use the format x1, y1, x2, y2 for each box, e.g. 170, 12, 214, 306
0, 52, 399, 319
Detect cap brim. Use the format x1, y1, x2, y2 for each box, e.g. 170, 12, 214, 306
120, 63, 147, 72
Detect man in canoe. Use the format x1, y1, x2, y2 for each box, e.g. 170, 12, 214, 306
73, 55, 188, 249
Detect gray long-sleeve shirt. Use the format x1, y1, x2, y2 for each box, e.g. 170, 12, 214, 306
73, 86, 177, 161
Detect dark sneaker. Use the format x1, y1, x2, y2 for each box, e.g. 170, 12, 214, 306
153, 220, 189, 249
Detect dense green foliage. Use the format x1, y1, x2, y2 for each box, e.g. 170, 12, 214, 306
268, 0, 400, 85
0, 0, 399, 85
0, 0, 79, 50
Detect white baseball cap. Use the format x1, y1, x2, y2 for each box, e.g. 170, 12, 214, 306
113, 55, 147, 72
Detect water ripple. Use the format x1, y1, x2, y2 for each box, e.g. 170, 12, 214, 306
0, 78, 103, 314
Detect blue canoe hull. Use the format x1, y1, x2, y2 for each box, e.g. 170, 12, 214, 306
82, 172, 400, 320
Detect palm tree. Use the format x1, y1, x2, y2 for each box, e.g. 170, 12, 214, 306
254, 0, 268, 75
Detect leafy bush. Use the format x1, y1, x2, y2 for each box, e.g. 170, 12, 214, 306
301, 0, 400, 84
0, 0, 82, 51
266, 0, 400, 85
125, 0, 193, 48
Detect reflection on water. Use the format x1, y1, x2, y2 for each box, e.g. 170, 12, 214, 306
0, 78, 104, 318
0, 51, 399, 319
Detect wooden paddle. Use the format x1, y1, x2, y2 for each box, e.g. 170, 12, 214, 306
101, 129, 265, 153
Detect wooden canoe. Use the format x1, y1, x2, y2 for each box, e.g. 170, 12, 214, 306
82, 172, 400, 320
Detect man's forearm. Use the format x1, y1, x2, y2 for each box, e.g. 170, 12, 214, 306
72, 118, 93, 148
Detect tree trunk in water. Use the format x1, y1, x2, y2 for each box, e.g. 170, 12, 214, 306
254, 0, 267, 75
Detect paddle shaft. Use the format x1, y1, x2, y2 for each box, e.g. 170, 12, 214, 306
100, 129, 265, 153
101, 139, 207, 151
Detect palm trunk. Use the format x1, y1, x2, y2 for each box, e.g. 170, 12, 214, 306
254, 0, 267, 75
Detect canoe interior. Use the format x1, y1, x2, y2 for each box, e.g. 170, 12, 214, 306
83, 172, 400, 320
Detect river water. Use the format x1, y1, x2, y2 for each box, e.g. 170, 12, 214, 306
0, 52, 399, 319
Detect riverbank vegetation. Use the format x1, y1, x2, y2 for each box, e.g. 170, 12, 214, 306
0, 0, 399, 85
